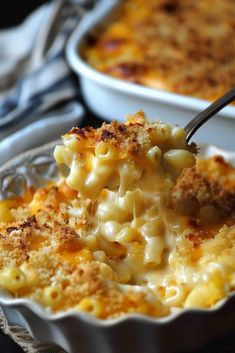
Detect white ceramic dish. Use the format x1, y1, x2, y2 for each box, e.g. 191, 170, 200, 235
66, 0, 235, 151
0, 142, 235, 353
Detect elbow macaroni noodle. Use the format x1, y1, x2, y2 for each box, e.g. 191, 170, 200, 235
0, 113, 234, 319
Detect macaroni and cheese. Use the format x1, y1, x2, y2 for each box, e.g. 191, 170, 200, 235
0, 113, 234, 319
82, 0, 235, 102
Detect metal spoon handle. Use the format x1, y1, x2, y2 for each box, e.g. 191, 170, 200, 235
185, 87, 235, 143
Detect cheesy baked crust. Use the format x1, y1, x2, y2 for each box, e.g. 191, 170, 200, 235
0, 185, 163, 318
172, 155, 235, 218
83, 0, 235, 102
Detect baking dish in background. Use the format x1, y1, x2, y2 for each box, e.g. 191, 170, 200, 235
66, 0, 235, 151
0, 142, 235, 353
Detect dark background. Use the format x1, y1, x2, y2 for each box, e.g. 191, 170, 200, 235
0, 0, 50, 29
0, 1, 235, 353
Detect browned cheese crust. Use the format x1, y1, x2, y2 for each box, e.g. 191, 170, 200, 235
172, 156, 235, 248
83, 0, 235, 103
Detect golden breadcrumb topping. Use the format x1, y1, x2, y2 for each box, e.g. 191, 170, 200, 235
67, 111, 150, 155
0, 183, 164, 318
173, 156, 235, 218
172, 156, 235, 248
83, 0, 235, 102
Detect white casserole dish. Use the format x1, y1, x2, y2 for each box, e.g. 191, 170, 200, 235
66, 0, 235, 151
0, 142, 235, 353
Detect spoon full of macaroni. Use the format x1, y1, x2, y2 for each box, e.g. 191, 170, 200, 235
54, 112, 197, 201
185, 86, 235, 142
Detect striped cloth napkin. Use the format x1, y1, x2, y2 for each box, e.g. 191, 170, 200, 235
0, 0, 95, 165
0, 3, 97, 351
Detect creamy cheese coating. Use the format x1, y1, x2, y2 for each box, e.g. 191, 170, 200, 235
0, 113, 235, 319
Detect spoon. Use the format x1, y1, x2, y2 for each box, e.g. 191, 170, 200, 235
185, 87, 235, 143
